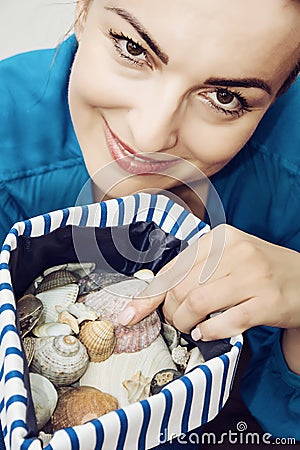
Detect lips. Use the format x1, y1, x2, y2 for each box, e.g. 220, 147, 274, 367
103, 121, 178, 175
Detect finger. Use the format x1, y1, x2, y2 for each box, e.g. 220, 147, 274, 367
117, 291, 165, 325
192, 296, 272, 341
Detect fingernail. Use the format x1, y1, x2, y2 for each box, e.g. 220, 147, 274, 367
117, 306, 136, 325
191, 328, 202, 341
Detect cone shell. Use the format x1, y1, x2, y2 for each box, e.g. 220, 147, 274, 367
83, 279, 161, 353
31, 335, 89, 386
36, 284, 79, 323
35, 269, 78, 294
79, 320, 116, 362
51, 386, 118, 432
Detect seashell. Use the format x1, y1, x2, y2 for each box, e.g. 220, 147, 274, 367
31, 335, 89, 386
51, 386, 118, 432
43, 262, 96, 279
17, 294, 43, 337
32, 322, 72, 338
67, 302, 98, 323
133, 269, 154, 283
161, 322, 180, 352
38, 432, 53, 448
122, 371, 151, 404
83, 279, 161, 353
29, 373, 58, 431
185, 347, 205, 373
58, 310, 79, 334
171, 345, 190, 368
23, 336, 36, 366
150, 369, 182, 395
36, 284, 79, 323
35, 269, 78, 294
80, 335, 177, 407
77, 271, 131, 296
79, 320, 116, 362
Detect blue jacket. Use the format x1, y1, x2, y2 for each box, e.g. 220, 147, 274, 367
1, 35, 299, 441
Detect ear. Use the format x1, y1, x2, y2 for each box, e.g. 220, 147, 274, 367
74, 0, 90, 41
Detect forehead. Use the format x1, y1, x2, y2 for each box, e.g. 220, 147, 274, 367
99, 0, 299, 85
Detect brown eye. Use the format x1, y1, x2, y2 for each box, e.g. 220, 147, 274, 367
216, 89, 235, 104
126, 41, 144, 56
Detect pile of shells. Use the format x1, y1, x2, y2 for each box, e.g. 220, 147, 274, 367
16, 263, 204, 436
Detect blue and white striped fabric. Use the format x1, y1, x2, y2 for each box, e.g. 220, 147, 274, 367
0, 193, 242, 450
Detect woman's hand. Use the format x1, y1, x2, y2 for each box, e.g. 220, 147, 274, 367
118, 224, 300, 342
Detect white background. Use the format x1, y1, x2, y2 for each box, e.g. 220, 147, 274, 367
0, 0, 75, 60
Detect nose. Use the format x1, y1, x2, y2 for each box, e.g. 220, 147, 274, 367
127, 80, 185, 153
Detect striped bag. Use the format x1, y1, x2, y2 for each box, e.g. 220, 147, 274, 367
0, 193, 242, 450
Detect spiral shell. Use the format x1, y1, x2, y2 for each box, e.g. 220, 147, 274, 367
31, 335, 89, 386
51, 386, 118, 432
79, 320, 116, 362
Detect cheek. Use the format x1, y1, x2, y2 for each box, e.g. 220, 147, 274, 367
183, 111, 266, 170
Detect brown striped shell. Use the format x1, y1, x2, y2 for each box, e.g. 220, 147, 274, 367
35, 269, 78, 294
17, 294, 43, 337
31, 335, 89, 386
51, 386, 118, 431
78, 320, 116, 362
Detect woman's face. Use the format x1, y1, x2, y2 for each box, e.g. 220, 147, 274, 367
69, 0, 299, 200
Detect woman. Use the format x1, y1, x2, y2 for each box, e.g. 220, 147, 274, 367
0, 0, 299, 445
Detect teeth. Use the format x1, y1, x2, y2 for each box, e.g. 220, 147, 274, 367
119, 144, 149, 163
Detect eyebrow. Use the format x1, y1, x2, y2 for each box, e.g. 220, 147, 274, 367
204, 77, 272, 95
105, 6, 169, 65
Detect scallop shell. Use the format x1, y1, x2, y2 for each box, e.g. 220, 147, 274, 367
80, 335, 177, 407
43, 262, 96, 279
83, 279, 161, 353
17, 294, 43, 337
32, 322, 72, 338
36, 284, 79, 323
31, 335, 89, 386
77, 271, 131, 296
35, 269, 78, 294
51, 386, 118, 432
29, 373, 58, 431
79, 320, 116, 362
23, 336, 36, 366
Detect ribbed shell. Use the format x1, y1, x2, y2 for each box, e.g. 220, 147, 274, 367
83, 279, 161, 353
51, 386, 118, 432
23, 336, 36, 366
79, 320, 116, 362
31, 335, 89, 386
77, 271, 131, 296
17, 294, 43, 337
35, 269, 78, 294
36, 284, 79, 323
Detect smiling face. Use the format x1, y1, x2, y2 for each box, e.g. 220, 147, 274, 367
69, 0, 300, 202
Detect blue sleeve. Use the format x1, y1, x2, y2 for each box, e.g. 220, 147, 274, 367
241, 327, 300, 440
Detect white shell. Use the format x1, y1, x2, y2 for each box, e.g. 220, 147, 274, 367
36, 284, 79, 323
122, 371, 151, 404
171, 345, 190, 367
185, 347, 205, 373
29, 373, 58, 431
133, 269, 155, 283
31, 335, 89, 386
80, 335, 176, 407
32, 322, 72, 337
68, 302, 98, 323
